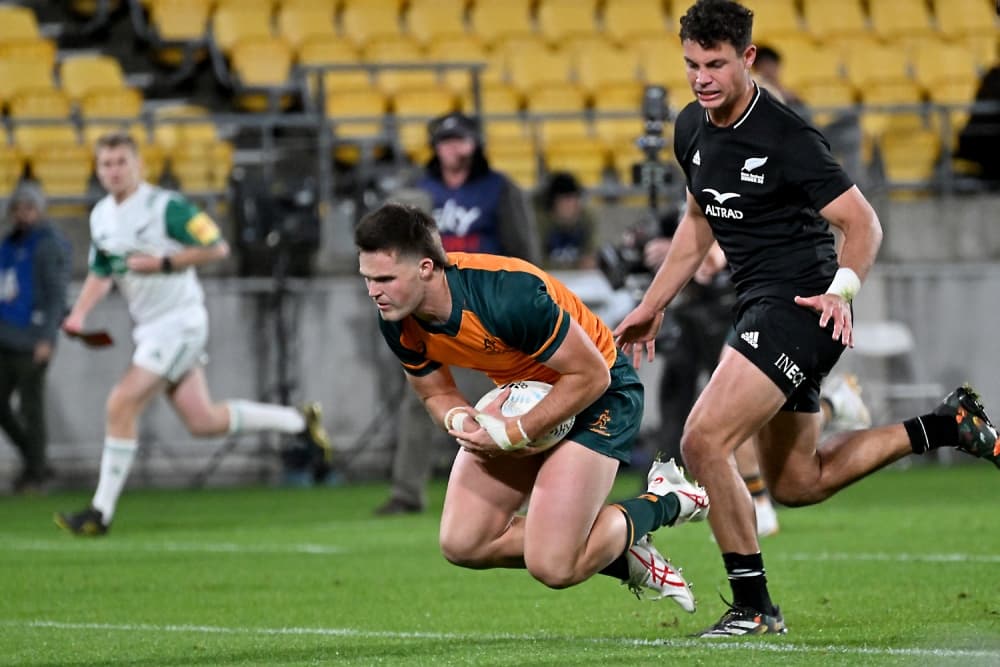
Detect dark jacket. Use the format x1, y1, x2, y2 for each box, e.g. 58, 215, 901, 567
0, 223, 70, 352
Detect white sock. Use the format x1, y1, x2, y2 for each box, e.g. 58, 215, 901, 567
227, 400, 305, 435
91, 437, 138, 523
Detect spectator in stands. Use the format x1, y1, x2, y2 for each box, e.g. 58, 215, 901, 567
536, 171, 597, 270
0, 182, 69, 494
752, 45, 805, 110
374, 112, 541, 516
55, 132, 332, 535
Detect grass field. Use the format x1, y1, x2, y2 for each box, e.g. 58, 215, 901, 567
2, 464, 999, 666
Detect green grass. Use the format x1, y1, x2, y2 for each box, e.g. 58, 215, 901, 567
2, 465, 999, 666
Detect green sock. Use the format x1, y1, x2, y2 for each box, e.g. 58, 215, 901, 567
612, 493, 681, 546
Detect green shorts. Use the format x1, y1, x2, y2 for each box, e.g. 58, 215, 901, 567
563, 351, 643, 464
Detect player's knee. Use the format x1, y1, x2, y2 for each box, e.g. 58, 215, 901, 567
185, 419, 218, 438
525, 561, 578, 590
679, 426, 716, 474
768, 480, 819, 507
105, 387, 139, 423
439, 534, 488, 569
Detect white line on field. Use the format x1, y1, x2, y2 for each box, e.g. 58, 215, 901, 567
780, 552, 1000, 564
0, 539, 343, 555
4, 619, 999, 660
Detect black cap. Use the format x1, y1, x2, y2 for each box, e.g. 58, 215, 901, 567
428, 112, 478, 145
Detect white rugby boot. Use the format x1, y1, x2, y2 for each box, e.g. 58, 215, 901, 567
754, 495, 780, 538
646, 458, 710, 525
822, 373, 872, 431
625, 534, 696, 612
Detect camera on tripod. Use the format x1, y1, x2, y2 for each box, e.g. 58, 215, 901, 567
598, 85, 678, 291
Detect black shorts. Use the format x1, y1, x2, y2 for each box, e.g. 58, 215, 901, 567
726, 296, 847, 413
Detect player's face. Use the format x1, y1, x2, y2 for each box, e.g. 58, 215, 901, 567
359, 249, 427, 322
683, 39, 755, 116
95, 145, 142, 199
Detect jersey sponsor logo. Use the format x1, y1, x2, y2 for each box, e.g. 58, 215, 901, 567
703, 203, 744, 219
702, 188, 741, 204
740, 330, 759, 349
483, 335, 501, 353
740, 156, 768, 184
186, 213, 221, 245
434, 199, 482, 237
774, 352, 805, 387
692, 149, 701, 166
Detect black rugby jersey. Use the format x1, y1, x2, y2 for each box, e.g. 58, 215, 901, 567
673, 84, 853, 305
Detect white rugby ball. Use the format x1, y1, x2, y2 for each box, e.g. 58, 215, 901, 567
474, 380, 575, 451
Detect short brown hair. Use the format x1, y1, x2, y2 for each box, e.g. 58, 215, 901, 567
355, 203, 450, 268
95, 130, 139, 154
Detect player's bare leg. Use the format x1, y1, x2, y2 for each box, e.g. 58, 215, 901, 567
734, 437, 779, 537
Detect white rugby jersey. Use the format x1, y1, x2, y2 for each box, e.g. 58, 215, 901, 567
88, 182, 222, 331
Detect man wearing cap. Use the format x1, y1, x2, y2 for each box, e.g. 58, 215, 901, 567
419, 111, 540, 263
0, 181, 70, 493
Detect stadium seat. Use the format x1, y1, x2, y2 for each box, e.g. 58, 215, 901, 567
425, 36, 489, 95
576, 45, 641, 98
779, 42, 844, 92
59, 55, 127, 102
393, 86, 457, 163
282, 0, 337, 9
230, 36, 295, 111
859, 82, 925, 139
0, 60, 54, 112
801, 0, 872, 44
8, 89, 72, 120
484, 117, 532, 143
868, 0, 934, 41
149, 0, 211, 42
170, 140, 234, 192
592, 83, 646, 147
507, 48, 575, 96
543, 137, 609, 187
211, 6, 272, 56
485, 134, 538, 189
878, 115, 941, 185
152, 104, 223, 152
406, 0, 467, 46
912, 39, 979, 99
468, 1, 534, 48
636, 36, 688, 91
13, 123, 80, 157
277, 4, 337, 51
297, 37, 368, 101
602, 0, 669, 45
324, 89, 388, 139
365, 38, 438, 95
524, 83, 587, 115
536, 0, 598, 46
933, 0, 999, 40
741, 0, 803, 43
29, 143, 94, 198
796, 80, 857, 125
0, 38, 57, 72
339, 3, 403, 49
845, 42, 913, 90
461, 82, 523, 116
0, 6, 41, 43
79, 87, 144, 120
0, 141, 25, 197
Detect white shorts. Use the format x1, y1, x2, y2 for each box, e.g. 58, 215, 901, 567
133, 317, 209, 383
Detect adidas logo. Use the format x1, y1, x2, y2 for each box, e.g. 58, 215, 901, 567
740, 330, 759, 349
692, 149, 701, 166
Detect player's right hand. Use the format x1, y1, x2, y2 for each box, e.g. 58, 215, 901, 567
613, 302, 664, 368
61, 313, 85, 335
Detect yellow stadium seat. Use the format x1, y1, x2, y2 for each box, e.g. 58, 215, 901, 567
394, 87, 457, 163
0, 61, 54, 109
879, 115, 940, 184
339, 3, 403, 49
859, 82, 924, 138
610, 140, 644, 185
212, 6, 272, 56
461, 82, 523, 115
544, 137, 609, 187
868, 0, 934, 41
365, 38, 437, 95
524, 83, 587, 114
576, 45, 641, 97
535, 118, 594, 150
845, 42, 912, 89
29, 143, 94, 197
277, 5, 336, 51
0, 38, 57, 71
468, 1, 534, 48
484, 118, 532, 142
230, 36, 295, 111
283, 0, 337, 9
741, 0, 802, 43
602, 0, 668, 45
801, 0, 872, 43
150, 0, 211, 41
324, 89, 388, 138
486, 134, 538, 189
60, 55, 127, 102
912, 39, 979, 96
780, 42, 844, 91
0, 144, 26, 196
593, 83, 646, 146
796, 80, 857, 125
152, 105, 221, 152
934, 0, 999, 40
407, 0, 467, 46
297, 36, 368, 98
80, 88, 144, 119
170, 140, 233, 192
425, 35, 489, 95
636, 36, 688, 90
507, 48, 574, 96
8, 90, 72, 120
14, 123, 80, 157
537, 0, 598, 46
0, 6, 41, 42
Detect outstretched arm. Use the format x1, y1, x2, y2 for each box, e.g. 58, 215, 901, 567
63, 273, 113, 333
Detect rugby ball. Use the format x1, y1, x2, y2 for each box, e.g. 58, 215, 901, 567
474, 380, 575, 451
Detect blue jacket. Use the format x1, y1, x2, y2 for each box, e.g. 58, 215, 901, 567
0, 224, 70, 352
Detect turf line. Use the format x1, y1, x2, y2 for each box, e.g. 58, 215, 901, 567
4, 619, 998, 659
0, 539, 343, 555
780, 552, 1000, 563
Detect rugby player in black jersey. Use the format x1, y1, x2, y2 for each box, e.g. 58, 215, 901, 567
614, 0, 999, 637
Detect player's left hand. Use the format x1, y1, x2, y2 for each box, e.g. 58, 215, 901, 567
794, 293, 854, 347
447, 387, 508, 456
126, 253, 163, 273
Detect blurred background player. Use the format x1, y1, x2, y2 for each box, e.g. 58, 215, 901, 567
55, 132, 331, 535
536, 171, 597, 270
375, 113, 541, 515
0, 182, 70, 494
751, 44, 805, 110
